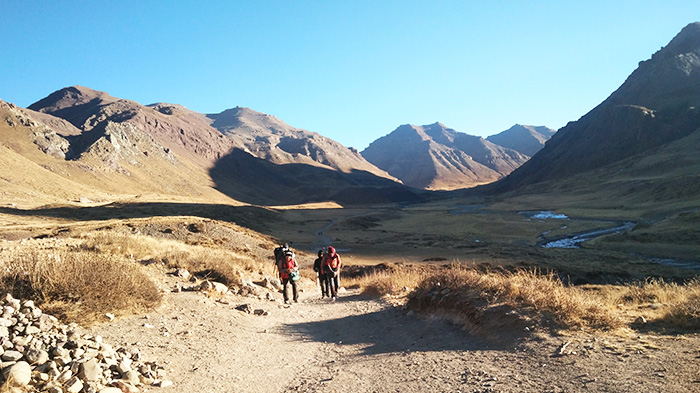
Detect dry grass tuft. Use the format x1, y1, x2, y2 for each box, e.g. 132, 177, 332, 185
1, 249, 161, 324
408, 263, 623, 336
81, 230, 264, 287
353, 267, 427, 298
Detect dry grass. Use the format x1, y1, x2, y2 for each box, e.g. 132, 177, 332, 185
614, 278, 700, 329
0, 248, 161, 324
407, 264, 622, 334
343, 264, 429, 297
81, 230, 265, 286
0, 221, 273, 325
346, 262, 700, 335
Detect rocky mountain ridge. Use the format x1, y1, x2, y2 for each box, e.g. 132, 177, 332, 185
494, 22, 700, 192
361, 122, 535, 190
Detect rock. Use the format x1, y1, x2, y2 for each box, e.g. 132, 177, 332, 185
2, 350, 23, 362
112, 380, 140, 392
38, 314, 56, 331
4, 361, 31, 386
117, 358, 133, 374
236, 304, 253, 314
123, 369, 141, 385
199, 280, 230, 294
176, 268, 190, 279
98, 388, 124, 393
634, 316, 648, 325
79, 358, 101, 381
24, 348, 49, 365
105, 313, 115, 321
158, 380, 173, 388
253, 309, 269, 316
64, 376, 84, 393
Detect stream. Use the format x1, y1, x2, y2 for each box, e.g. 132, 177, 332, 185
530, 211, 700, 271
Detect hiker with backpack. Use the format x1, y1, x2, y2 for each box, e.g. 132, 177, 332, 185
273, 243, 292, 275
313, 249, 328, 298
321, 246, 342, 301
277, 249, 300, 304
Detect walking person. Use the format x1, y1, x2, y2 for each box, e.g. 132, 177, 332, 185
277, 250, 299, 304
322, 246, 342, 301
313, 249, 328, 298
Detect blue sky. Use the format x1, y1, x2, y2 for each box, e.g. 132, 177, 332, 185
1, 1, 698, 150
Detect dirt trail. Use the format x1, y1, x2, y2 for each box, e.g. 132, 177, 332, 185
93, 270, 700, 393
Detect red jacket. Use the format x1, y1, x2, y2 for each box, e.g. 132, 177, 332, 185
321, 252, 341, 275
278, 256, 298, 279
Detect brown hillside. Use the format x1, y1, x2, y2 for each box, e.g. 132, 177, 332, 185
207, 106, 397, 181
362, 123, 528, 190
494, 22, 700, 192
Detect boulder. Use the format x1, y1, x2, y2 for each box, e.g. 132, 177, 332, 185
4, 361, 31, 386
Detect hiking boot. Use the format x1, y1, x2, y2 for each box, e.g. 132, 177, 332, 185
331, 296, 337, 302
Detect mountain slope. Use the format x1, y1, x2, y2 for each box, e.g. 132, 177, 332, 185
207, 107, 396, 181
361, 123, 529, 190
486, 124, 556, 157
494, 22, 700, 192
8, 87, 417, 207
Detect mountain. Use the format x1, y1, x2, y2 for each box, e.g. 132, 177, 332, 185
9, 86, 419, 207
486, 124, 556, 157
361, 123, 529, 190
206, 107, 396, 181
493, 22, 700, 192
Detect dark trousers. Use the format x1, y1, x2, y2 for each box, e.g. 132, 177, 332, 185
324, 273, 339, 298
318, 274, 329, 297
282, 278, 298, 302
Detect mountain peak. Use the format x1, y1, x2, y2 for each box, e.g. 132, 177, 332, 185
661, 22, 700, 57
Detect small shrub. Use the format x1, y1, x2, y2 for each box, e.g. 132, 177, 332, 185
1, 249, 161, 324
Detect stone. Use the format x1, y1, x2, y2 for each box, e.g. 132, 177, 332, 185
38, 314, 56, 331
199, 280, 229, 294
64, 376, 84, 393
112, 380, 140, 392
176, 268, 190, 279
116, 358, 132, 374
123, 369, 141, 385
236, 304, 253, 314
24, 348, 49, 365
56, 369, 73, 383
2, 350, 23, 362
158, 380, 173, 388
98, 388, 124, 393
4, 361, 31, 386
79, 358, 101, 381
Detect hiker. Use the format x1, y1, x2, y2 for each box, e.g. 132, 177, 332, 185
313, 249, 328, 298
277, 249, 300, 304
273, 243, 293, 275
321, 246, 342, 301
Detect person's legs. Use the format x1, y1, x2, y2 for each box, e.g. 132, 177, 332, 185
291, 279, 298, 302
282, 278, 290, 303
329, 274, 338, 298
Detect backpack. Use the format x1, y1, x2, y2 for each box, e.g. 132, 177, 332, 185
274, 245, 293, 265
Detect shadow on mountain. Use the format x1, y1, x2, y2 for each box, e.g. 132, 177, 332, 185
0, 203, 279, 233
280, 295, 506, 354
210, 148, 428, 206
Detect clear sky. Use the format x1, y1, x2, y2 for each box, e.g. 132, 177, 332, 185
1, 1, 698, 150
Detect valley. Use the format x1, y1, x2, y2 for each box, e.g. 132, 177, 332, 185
0, 20, 699, 393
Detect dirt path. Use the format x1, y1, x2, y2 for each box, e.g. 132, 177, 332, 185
92, 270, 700, 393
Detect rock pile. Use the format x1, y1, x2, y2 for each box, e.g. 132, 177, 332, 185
0, 293, 171, 392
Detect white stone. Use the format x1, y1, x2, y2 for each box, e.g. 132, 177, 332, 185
4, 361, 31, 386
